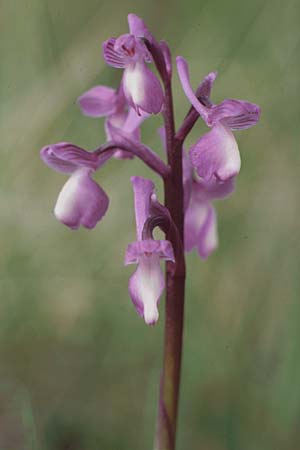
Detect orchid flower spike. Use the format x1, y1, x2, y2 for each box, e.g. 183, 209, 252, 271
103, 15, 164, 115
40, 143, 110, 229
176, 56, 260, 181
125, 176, 174, 325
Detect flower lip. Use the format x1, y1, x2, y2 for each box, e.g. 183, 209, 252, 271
54, 167, 109, 230
189, 123, 241, 181
128, 253, 163, 325
122, 60, 163, 114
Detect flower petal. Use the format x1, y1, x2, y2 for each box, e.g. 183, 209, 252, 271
176, 56, 209, 124
123, 107, 148, 133
193, 177, 235, 201
184, 198, 209, 252
128, 13, 151, 40
195, 71, 217, 106
123, 62, 164, 114
197, 205, 218, 259
106, 108, 147, 160
131, 176, 154, 240
54, 168, 109, 229
41, 142, 98, 173
128, 254, 164, 325
208, 99, 261, 130
190, 123, 241, 181
105, 116, 133, 160
125, 239, 175, 265
184, 199, 218, 258
77, 86, 118, 117
102, 38, 130, 68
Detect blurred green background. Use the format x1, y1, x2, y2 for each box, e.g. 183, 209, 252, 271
1, 0, 299, 449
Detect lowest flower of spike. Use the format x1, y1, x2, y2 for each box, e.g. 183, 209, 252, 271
40, 13, 260, 450
125, 176, 174, 325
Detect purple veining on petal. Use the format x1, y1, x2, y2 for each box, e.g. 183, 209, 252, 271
114, 34, 136, 55
103, 32, 151, 69
208, 99, 261, 130
41, 142, 98, 173
102, 38, 130, 68
54, 168, 109, 230
189, 123, 241, 181
115, 33, 151, 62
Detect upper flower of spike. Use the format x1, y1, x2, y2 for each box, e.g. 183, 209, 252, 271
40, 143, 110, 229
176, 56, 260, 181
125, 176, 174, 325
103, 15, 164, 115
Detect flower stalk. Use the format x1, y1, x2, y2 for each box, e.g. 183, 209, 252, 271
154, 73, 186, 450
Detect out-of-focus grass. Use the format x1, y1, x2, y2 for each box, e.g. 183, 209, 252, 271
0, 0, 299, 449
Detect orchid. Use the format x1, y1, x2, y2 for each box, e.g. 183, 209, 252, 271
184, 175, 235, 258
40, 13, 260, 450
78, 83, 147, 159
176, 56, 260, 181
125, 176, 175, 325
40, 142, 110, 229
103, 14, 164, 115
